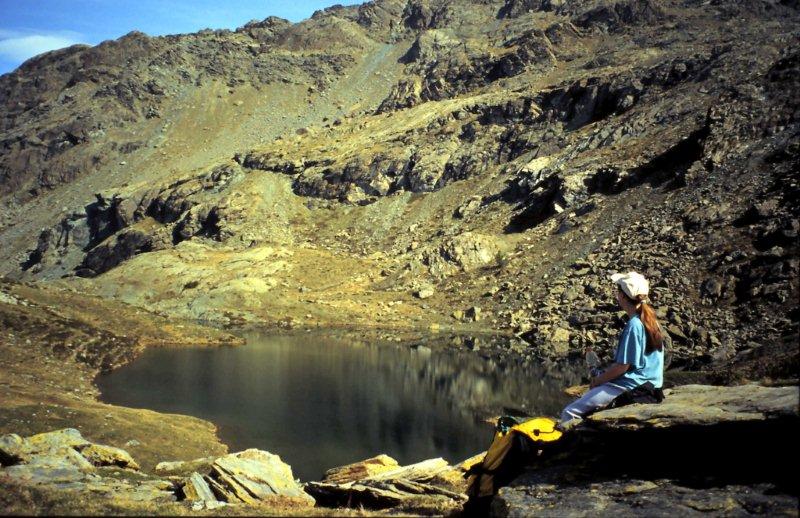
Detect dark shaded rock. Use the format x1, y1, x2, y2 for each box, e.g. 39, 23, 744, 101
573, 0, 666, 32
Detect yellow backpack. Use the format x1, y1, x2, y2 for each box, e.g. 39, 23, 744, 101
465, 416, 563, 499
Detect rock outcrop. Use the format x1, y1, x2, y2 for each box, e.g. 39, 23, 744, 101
493, 384, 799, 516
0, 429, 315, 511
0, 429, 171, 504
585, 383, 799, 430
0, 428, 478, 514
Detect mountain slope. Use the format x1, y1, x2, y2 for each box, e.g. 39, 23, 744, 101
0, 0, 797, 378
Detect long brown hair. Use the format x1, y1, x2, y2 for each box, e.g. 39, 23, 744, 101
620, 289, 664, 353
634, 294, 664, 353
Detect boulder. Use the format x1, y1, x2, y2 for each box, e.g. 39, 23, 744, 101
494, 384, 799, 516
24, 428, 90, 456
0, 429, 151, 489
421, 232, 507, 278
0, 455, 92, 485
209, 449, 314, 505
80, 443, 140, 470
0, 445, 95, 486
495, 477, 797, 517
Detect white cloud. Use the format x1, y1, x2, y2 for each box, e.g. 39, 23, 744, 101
0, 32, 85, 63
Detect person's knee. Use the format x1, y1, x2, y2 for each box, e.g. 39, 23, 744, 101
560, 404, 581, 424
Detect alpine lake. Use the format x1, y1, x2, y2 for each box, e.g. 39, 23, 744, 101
97, 331, 581, 481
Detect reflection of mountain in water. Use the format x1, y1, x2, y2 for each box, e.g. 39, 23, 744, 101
98, 332, 581, 481
383, 341, 581, 419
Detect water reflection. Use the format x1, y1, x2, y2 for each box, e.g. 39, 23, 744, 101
97, 331, 580, 481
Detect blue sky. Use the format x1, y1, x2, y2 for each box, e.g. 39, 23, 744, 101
0, 0, 362, 74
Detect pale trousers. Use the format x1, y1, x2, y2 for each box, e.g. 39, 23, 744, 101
560, 383, 627, 424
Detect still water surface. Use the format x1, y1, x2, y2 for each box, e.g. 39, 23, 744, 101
98, 332, 578, 481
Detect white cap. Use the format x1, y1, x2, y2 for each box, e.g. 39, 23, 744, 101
610, 271, 649, 300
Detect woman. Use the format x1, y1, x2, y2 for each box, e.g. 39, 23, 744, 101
560, 271, 664, 425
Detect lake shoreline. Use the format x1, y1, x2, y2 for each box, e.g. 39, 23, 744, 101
2, 280, 796, 515
0, 280, 544, 514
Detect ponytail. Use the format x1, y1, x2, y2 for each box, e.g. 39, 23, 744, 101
635, 296, 663, 353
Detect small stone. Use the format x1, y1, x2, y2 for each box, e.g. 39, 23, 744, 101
666, 324, 688, 342
701, 277, 724, 299
415, 287, 434, 299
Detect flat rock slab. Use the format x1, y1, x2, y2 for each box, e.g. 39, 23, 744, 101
494, 478, 798, 517
587, 384, 799, 430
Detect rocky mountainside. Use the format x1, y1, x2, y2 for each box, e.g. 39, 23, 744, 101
0, 0, 798, 380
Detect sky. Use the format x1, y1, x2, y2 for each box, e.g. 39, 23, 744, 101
0, 0, 361, 74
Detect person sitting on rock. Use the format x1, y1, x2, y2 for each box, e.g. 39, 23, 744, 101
560, 271, 665, 425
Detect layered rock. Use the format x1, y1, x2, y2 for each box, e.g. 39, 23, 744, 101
0, 429, 316, 511
306, 456, 469, 513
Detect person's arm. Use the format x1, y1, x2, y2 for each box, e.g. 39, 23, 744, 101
590, 362, 629, 388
